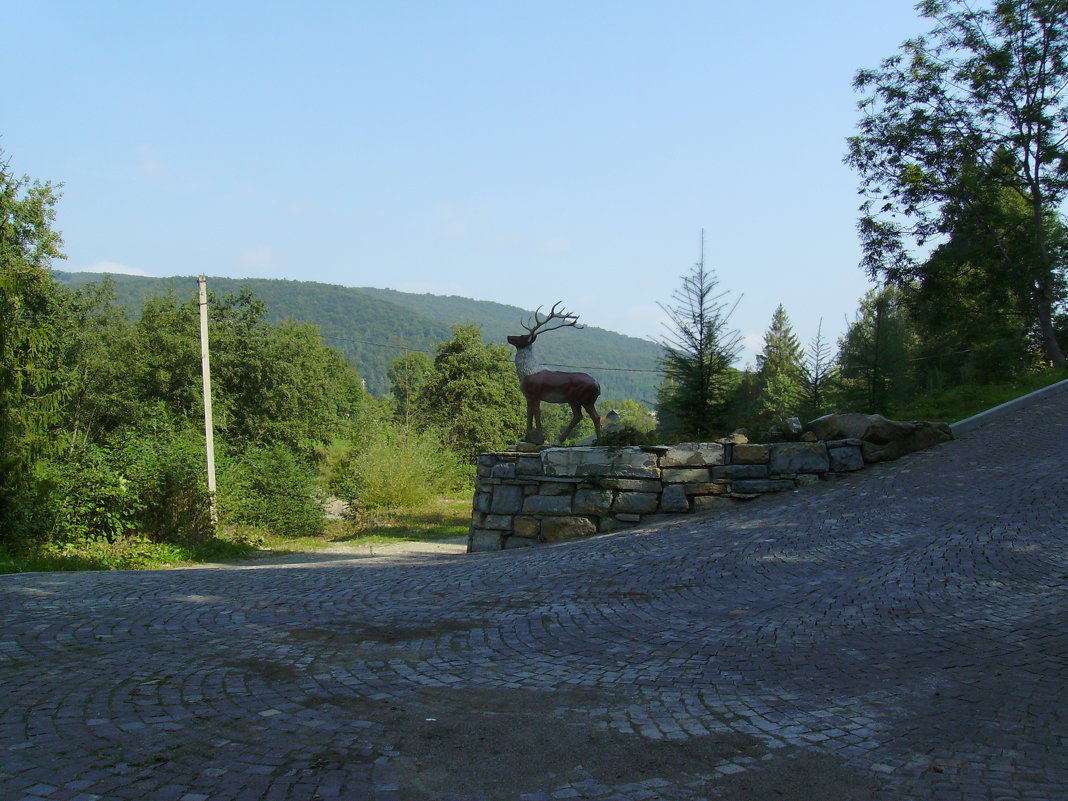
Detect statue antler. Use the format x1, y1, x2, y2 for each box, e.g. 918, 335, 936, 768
520, 301, 585, 336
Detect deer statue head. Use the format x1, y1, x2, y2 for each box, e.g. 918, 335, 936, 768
507, 302, 601, 445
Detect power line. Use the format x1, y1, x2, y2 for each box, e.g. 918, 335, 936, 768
322, 334, 667, 374
542, 362, 665, 374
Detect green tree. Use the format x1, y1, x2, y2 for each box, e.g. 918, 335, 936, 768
55, 278, 139, 452
131, 288, 364, 454
388, 350, 432, 425
657, 235, 742, 439
0, 151, 66, 535
416, 323, 524, 458
600, 397, 657, 434
847, 0, 1068, 366
838, 287, 916, 414
904, 181, 1056, 386
800, 319, 838, 420
133, 291, 202, 423
755, 304, 805, 424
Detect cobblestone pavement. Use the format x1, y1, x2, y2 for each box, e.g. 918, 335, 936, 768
3, 396, 1067, 801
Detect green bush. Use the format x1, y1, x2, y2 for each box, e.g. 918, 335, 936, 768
38, 446, 143, 544
219, 444, 325, 539
114, 426, 214, 541
329, 423, 470, 512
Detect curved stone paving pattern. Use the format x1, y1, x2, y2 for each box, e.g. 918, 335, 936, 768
2, 396, 1068, 800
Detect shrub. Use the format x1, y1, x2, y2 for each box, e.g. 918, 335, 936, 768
219, 444, 325, 539
329, 423, 470, 512
37, 446, 143, 544
114, 426, 213, 541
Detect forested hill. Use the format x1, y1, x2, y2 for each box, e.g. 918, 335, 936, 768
53, 272, 664, 402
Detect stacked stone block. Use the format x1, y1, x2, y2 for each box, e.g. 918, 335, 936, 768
469, 439, 867, 552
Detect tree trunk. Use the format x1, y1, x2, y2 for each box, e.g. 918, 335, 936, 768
1034, 272, 1066, 367
1029, 196, 1066, 368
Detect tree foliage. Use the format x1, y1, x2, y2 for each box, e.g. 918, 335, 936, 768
837, 287, 917, 414
415, 323, 524, 458
847, 0, 1068, 365
800, 319, 837, 420
904, 182, 1059, 386
388, 350, 432, 425
656, 238, 742, 439
755, 304, 805, 424
54, 272, 664, 401
0, 151, 66, 528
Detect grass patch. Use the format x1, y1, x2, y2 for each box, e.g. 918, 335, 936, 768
0, 533, 259, 574
257, 494, 471, 555
894, 368, 1068, 423
0, 495, 472, 573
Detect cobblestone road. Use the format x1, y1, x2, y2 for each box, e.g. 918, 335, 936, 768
3, 395, 1067, 801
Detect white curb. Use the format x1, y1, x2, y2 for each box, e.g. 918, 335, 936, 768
950, 377, 1068, 436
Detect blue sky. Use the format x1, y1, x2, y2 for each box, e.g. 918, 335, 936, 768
4, 1, 925, 366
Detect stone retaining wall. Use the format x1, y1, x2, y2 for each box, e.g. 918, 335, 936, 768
468, 439, 868, 552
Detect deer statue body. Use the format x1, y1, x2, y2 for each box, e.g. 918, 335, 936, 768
507, 302, 601, 444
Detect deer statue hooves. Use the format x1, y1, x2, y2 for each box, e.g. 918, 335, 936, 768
507, 302, 602, 445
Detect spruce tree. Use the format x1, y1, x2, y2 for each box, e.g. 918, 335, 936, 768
800, 319, 838, 421
657, 234, 741, 439
755, 304, 805, 425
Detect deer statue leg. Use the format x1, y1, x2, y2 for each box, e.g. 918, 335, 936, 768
525, 399, 545, 444
556, 402, 584, 443
584, 402, 602, 437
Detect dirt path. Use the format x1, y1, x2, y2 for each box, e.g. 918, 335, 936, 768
188, 535, 469, 568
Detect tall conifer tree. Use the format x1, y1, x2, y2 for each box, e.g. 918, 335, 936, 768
755, 304, 805, 424
657, 233, 741, 439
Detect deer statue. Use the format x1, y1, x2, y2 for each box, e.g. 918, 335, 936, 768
507, 302, 602, 444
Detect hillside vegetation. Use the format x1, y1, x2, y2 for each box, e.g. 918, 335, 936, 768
53, 272, 663, 401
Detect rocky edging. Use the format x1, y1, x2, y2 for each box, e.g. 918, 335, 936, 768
468, 415, 952, 553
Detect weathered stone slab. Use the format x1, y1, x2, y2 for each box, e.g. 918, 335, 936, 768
731, 443, 770, 464
659, 484, 689, 513
482, 514, 514, 530
825, 438, 864, 449
574, 489, 613, 515
540, 516, 597, 541
542, 446, 659, 478
523, 495, 573, 515
828, 444, 864, 472
613, 492, 659, 514
491, 462, 517, 479
862, 422, 953, 462
473, 492, 492, 513
659, 442, 726, 467
768, 442, 829, 474
516, 456, 543, 475
661, 467, 711, 483
538, 483, 574, 496
717, 432, 749, 445
504, 536, 536, 549
595, 478, 661, 492
713, 464, 769, 479
513, 516, 540, 538
614, 513, 642, 523
693, 496, 735, 513
684, 482, 729, 496
489, 484, 524, 514
731, 479, 796, 493
469, 530, 504, 552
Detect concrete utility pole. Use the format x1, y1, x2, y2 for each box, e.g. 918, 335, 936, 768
198, 276, 218, 525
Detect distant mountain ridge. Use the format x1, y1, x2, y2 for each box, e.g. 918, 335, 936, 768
53, 272, 664, 402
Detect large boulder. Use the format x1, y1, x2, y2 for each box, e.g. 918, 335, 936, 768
806, 413, 952, 463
